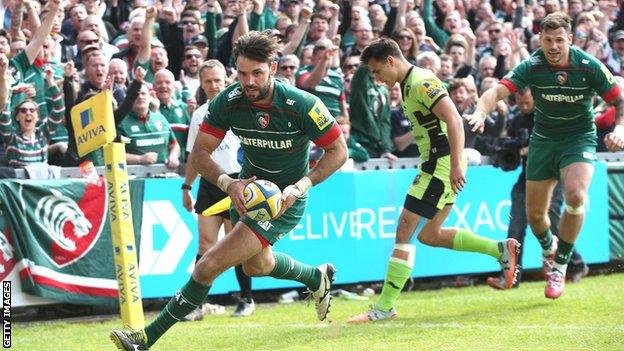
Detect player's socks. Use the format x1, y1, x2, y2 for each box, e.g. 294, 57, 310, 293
376, 244, 415, 311
269, 252, 321, 291
235, 264, 253, 302
452, 229, 500, 258
554, 238, 574, 266
552, 262, 568, 274
144, 277, 210, 346
535, 228, 554, 253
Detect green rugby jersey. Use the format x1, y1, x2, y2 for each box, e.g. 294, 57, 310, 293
134, 59, 155, 83
117, 110, 178, 163
159, 99, 190, 161
400, 66, 450, 162
295, 65, 345, 118
201, 79, 342, 189
501, 46, 621, 139
8, 51, 30, 87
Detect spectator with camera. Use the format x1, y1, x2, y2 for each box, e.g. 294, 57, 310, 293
486, 88, 588, 289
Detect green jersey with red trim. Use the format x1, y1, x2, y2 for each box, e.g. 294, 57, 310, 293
201, 79, 342, 189
501, 46, 621, 139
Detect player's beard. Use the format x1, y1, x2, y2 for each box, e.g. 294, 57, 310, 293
244, 79, 273, 102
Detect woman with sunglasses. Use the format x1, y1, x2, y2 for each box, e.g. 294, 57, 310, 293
0, 59, 65, 168
392, 28, 418, 65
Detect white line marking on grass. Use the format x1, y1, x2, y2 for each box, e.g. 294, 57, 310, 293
201, 323, 624, 332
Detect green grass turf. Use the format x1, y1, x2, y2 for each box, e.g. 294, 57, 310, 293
13, 273, 624, 351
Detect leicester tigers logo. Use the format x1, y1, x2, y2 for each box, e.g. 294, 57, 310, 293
31, 181, 107, 268
555, 72, 568, 85
257, 112, 270, 129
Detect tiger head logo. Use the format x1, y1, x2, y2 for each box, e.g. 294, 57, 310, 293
35, 189, 92, 251
32, 182, 107, 268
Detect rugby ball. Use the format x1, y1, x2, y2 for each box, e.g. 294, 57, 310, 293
244, 180, 283, 221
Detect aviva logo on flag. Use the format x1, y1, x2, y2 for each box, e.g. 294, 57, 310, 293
70, 90, 116, 157
80, 108, 94, 128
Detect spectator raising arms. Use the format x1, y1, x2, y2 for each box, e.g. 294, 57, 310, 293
0, 59, 65, 168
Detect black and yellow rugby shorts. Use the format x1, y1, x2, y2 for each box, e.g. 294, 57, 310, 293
405, 155, 462, 219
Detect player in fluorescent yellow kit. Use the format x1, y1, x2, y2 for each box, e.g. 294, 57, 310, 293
347, 38, 520, 323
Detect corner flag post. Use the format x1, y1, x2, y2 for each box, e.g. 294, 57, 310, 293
104, 143, 145, 329
71, 90, 145, 329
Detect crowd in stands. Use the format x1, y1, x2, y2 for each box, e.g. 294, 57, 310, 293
0, 0, 622, 174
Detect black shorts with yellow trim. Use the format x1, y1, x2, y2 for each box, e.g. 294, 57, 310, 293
193, 173, 239, 219
404, 155, 459, 219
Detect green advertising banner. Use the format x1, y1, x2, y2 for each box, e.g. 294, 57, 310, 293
0, 178, 144, 306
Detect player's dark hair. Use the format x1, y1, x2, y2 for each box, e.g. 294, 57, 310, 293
541, 12, 572, 33
360, 37, 403, 65
233, 31, 279, 65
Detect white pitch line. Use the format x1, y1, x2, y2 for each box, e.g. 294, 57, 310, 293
197, 322, 623, 332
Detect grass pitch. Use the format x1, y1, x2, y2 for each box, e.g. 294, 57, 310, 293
13, 273, 624, 351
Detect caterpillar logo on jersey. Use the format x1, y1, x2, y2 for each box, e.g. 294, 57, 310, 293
541, 94, 584, 103
257, 112, 270, 129
308, 101, 331, 130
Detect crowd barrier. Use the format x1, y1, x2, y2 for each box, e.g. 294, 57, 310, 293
0, 158, 615, 307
